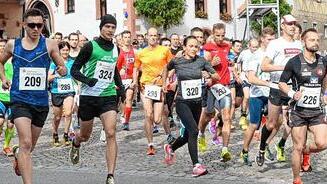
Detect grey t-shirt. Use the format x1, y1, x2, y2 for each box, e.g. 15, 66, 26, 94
167, 56, 216, 101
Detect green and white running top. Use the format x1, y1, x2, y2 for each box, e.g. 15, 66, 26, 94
81, 41, 118, 97
0, 59, 13, 102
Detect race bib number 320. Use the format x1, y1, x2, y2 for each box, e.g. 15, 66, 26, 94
94, 61, 115, 83
181, 79, 202, 99
19, 67, 46, 90
144, 85, 161, 101
297, 87, 321, 108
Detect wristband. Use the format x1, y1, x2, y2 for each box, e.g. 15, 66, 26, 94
287, 90, 296, 99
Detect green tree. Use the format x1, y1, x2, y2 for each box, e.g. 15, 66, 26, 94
134, 0, 186, 31
250, 0, 292, 35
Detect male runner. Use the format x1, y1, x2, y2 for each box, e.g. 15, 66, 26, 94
68, 32, 80, 59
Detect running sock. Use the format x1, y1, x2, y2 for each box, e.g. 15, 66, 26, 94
148, 143, 154, 147
278, 138, 287, 148
242, 149, 248, 154
124, 106, 132, 124
107, 174, 114, 178
198, 131, 204, 137
4, 128, 14, 148
259, 125, 272, 151
241, 109, 247, 117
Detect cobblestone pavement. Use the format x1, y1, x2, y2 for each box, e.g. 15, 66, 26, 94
0, 103, 327, 184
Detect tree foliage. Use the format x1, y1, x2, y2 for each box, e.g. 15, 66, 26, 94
134, 0, 186, 31
250, 0, 292, 35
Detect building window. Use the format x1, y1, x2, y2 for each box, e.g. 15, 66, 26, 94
66, 0, 75, 13
313, 22, 317, 31
100, 0, 107, 17
324, 25, 327, 38
219, 0, 228, 14
195, 0, 207, 19
303, 20, 307, 30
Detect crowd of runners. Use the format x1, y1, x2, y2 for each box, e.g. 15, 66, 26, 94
0, 8, 327, 184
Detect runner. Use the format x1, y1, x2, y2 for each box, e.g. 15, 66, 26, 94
200, 23, 233, 161
48, 41, 75, 146
163, 35, 219, 177
78, 34, 88, 49
279, 28, 327, 184
0, 38, 14, 156
133, 27, 173, 155
117, 30, 136, 131
255, 14, 302, 166
237, 39, 259, 130
69, 14, 123, 184
0, 8, 67, 184
170, 33, 182, 55
68, 32, 80, 59
240, 27, 275, 166
160, 38, 171, 47
53, 32, 63, 43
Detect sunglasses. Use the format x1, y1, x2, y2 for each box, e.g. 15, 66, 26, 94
27, 23, 44, 29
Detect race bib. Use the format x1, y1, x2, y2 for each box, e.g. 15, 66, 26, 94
181, 79, 202, 99
122, 79, 133, 89
94, 61, 115, 83
144, 85, 161, 100
210, 84, 231, 100
19, 67, 46, 90
58, 78, 74, 93
297, 87, 321, 108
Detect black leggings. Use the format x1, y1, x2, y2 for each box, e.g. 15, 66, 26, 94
171, 100, 201, 165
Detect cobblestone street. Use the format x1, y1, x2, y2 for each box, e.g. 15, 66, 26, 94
0, 104, 326, 184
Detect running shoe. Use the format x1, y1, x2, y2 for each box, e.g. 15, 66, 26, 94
212, 136, 222, 146
147, 145, 156, 155
63, 133, 70, 146
69, 141, 80, 164
220, 147, 232, 162
198, 135, 207, 153
120, 115, 125, 125
3, 147, 13, 156
12, 145, 21, 176
239, 116, 248, 130
301, 153, 312, 172
106, 175, 115, 184
275, 144, 286, 162
192, 163, 208, 177
208, 119, 217, 135
265, 146, 274, 162
152, 125, 159, 134
166, 134, 176, 145
293, 177, 303, 184
53, 133, 61, 147
255, 150, 265, 166
122, 123, 130, 131
240, 152, 252, 166
100, 129, 106, 143
163, 144, 175, 165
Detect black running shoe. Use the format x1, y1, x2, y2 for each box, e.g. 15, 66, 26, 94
255, 150, 265, 166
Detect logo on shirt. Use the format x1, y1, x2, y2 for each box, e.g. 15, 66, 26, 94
284, 48, 301, 57
310, 77, 318, 84
302, 72, 311, 76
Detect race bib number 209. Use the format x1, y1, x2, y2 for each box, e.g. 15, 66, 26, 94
19, 67, 46, 90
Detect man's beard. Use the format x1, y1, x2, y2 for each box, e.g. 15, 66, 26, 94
306, 45, 319, 53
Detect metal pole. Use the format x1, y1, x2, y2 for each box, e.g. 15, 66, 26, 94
277, 0, 280, 37
246, 0, 250, 39
233, 0, 237, 39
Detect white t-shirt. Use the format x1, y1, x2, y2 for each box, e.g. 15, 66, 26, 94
248, 48, 270, 98
237, 49, 256, 81
265, 37, 302, 82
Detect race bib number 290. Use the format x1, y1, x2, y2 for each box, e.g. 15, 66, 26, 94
94, 61, 115, 83
19, 67, 46, 90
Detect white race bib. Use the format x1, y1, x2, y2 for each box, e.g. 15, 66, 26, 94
122, 79, 133, 89
94, 61, 115, 83
58, 78, 74, 93
297, 86, 321, 108
144, 85, 161, 100
181, 79, 202, 99
19, 67, 46, 90
210, 84, 231, 100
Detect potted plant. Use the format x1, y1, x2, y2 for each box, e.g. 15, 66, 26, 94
220, 12, 232, 22
195, 10, 208, 19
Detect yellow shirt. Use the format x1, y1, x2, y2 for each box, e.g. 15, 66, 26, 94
135, 45, 173, 85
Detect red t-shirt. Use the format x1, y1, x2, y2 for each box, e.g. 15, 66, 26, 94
203, 42, 231, 85
117, 48, 136, 79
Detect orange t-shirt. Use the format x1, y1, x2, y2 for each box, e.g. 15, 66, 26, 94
135, 45, 173, 85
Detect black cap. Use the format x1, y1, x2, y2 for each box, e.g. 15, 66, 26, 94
99, 14, 117, 30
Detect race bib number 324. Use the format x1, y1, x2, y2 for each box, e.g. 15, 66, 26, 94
94, 61, 115, 83
19, 67, 46, 90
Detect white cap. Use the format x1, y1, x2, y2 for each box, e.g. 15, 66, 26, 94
281, 14, 297, 24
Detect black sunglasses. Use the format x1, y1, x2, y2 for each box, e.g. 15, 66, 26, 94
27, 23, 44, 29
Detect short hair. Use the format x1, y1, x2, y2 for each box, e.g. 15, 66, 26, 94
190, 27, 203, 34
261, 27, 275, 36
232, 40, 242, 46
170, 33, 179, 39
212, 23, 225, 32
68, 32, 79, 40
23, 8, 44, 21
58, 41, 71, 50
183, 35, 197, 46
132, 39, 139, 46
295, 23, 302, 34
137, 34, 144, 38
301, 28, 318, 40
159, 37, 171, 45
0, 39, 7, 43
54, 32, 63, 37
121, 30, 131, 36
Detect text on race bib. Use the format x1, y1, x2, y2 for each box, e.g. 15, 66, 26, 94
19, 67, 46, 91
210, 83, 231, 100
181, 79, 202, 99
297, 87, 321, 108
94, 61, 115, 83
58, 78, 74, 93
144, 85, 161, 101
122, 79, 133, 89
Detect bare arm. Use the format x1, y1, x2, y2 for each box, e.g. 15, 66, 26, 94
261, 56, 285, 72
47, 39, 67, 76
0, 40, 13, 81
247, 71, 269, 87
